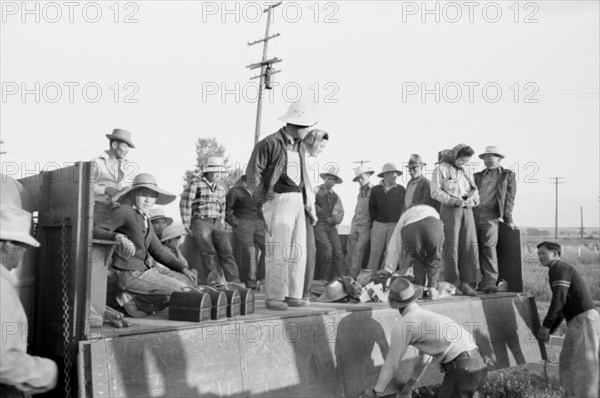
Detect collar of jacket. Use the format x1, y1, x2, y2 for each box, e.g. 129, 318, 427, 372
483, 165, 504, 175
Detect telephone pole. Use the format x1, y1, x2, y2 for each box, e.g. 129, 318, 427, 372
247, 2, 282, 147
549, 177, 564, 239
579, 206, 585, 239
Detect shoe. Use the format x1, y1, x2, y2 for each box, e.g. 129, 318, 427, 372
497, 280, 508, 292
459, 283, 477, 297
247, 279, 258, 290
265, 299, 288, 310
116, 292, 146, 317
480, 283, 498, 294
284, 297, 310, 307
428, 287, 440, 300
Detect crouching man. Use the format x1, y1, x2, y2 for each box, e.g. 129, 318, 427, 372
360, 278, 488, 398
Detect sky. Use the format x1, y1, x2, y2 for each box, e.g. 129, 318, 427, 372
1, 1, 599, 229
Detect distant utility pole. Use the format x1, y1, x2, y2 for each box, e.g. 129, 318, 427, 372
549, 177, 565, 239
247, 2, 282, 147
580, 206, 585, 239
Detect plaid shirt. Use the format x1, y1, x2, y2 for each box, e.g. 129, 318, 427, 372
180, 176, 226, 230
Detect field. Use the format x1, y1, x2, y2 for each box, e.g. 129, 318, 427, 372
409, 241, 600, 398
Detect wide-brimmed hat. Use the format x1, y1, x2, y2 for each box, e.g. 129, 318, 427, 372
352, 165, 375, 182
160, 223, 188, 242
202, 156, 225, 174
387, 277, 422, 309
317, 280, 349, 302
407, 154, 426, 168
479, 146, 504, 159
0, 205, 40, 247
150, 207, 173, 225
115, 173, 176, 205
105, 128, 135, 148
279, 99, 319, 127
377, 163, 403, 178
320, 166, 343, 184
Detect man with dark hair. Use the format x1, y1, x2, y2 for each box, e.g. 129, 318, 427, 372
90, 128, 136, 223
536, 241, 599, 397
474, 146, 517, 294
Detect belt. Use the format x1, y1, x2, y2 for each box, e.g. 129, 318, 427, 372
273, 184, 302, 194
196, 216, 218, 223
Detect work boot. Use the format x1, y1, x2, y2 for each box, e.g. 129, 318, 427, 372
246, 279, 258, 290
428, 287, 440, 300
284, 297, 310, 307
459, 283, 477, 297
480, 284, 498, 294
265, 299, 288, 310
116, 292, 147, 317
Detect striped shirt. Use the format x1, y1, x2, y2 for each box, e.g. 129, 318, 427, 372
180, 177, 227, 230
542, 259, 596, 330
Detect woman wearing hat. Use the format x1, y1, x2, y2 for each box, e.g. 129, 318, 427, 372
360, 278, 488, 398
431, 144, 480, 296
93, 173, 197, 317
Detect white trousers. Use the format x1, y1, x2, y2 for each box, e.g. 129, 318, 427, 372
262, 192, 307, 300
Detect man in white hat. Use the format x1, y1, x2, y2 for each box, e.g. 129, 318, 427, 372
246, 99, 318, 310
473, 146, 517, 294
366, 163, 406, 273
344, 164, 375, 278
314, 168, 345, 281
1, 175, 58, 395
360, 278, 488, 398
90, 128, 136, 223
404, 154, 440, 211
180, 157, 241, 284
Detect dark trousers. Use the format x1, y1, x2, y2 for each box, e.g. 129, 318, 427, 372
401, 217, 444, 288
233, 217, 266, 282
303, 216, 317, 297
439, 349, 488, 398
474, 208, 500, 286
191, 218, 240, 282
314, 223, 343, 280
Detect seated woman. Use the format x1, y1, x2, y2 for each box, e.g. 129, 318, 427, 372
93, 173, 197, 316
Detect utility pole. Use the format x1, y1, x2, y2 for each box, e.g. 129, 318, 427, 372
247, 2, 282, 147
579, 206, 585, 239
549, 177, 564, 239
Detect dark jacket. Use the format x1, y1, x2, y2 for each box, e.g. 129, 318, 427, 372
406, 176, 440, 212
246, 128, 309, 205
543, 260, 596, 332
474, 166, 516, 224
225, 185, 264, 227
369, 183, 406, 223
93, 203, 186, 272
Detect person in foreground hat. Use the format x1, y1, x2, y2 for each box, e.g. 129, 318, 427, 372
380, 205, 444, 300
226, 174, 266, 289
180, 157, 241, 284
94, 173, 196, 317
473, 146, 517, 294
246, 99, 318, 310
1, 175, 58, 396
314, 167, 345, 281
360, 278, 488, 398
150, 207, 173, 240
160, 223, 190, 269
90, 128, 135, 223
431, 144, 480, 296
366, 162, 406, 273
536, 241, 599, 397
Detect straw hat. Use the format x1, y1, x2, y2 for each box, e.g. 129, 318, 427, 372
320, 166, 343, 184
0, 175, 39, 247
377, 163, 403, 178
479, 146, 504, 159
387, 277, 422, 309
160, 224, 188, 242
317, 280, 348, 302
352, 165, 375, 182
202, 156, 225, 174
105, 128, 135, 148
115, 173, 176, 205
150, 207, 173, 226
279, 99, 319, 127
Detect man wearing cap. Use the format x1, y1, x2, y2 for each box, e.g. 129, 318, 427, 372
94, 173, 197, 316
90, 128, 136, 223
1, 175, 58, 396
314, 168, 345, 281
404, 154, 440, 211
150, 207, 173, 240
246, 99, 317, 310
360, 278, 488, 398
344, 164, 374, 278
536, 241, 599, 397
366, 163, 406, 273
473, 146, 517, 293
180, 157, 241, 284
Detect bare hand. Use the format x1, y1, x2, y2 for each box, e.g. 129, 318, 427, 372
537, 326, 550, 343
182, 268, 197, 284
117, 235, 136, 257
105, 187, 120, 197
506, 222, 515, 230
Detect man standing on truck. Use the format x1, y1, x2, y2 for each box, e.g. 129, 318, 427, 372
1, 175, 58, 396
